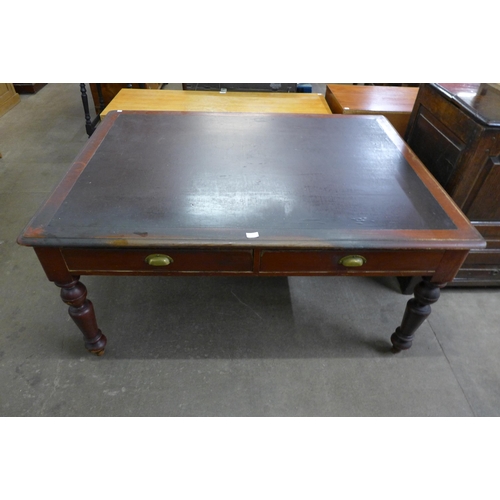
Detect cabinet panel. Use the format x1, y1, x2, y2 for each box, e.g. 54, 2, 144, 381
408, 105, 464, 189
466, 156, 500, 221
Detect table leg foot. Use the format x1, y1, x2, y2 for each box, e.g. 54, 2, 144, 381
391, 342, 402, 354
85, 331, 107, 356
56, 277, 107, 355
391, 280, 443, 352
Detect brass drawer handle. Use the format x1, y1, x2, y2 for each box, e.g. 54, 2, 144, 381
145, 254, 174, 266
339, 255, 366, 267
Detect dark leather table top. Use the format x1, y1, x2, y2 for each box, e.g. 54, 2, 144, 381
18, 111, 484, 251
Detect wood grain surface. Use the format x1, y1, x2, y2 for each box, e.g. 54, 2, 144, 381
100, 89, 332, 116
325, 84, 418, 135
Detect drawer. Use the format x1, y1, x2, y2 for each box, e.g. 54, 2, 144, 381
473, 223, 500, 241
452, 269, 500, 285
462, 248, 500, 267
259, 250, 445, 274
62, 248, 254, 273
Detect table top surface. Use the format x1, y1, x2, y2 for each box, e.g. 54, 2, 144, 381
101, 89, 332, 116
326, 84, 418, 113
19, 111, 484, 251
433, 83, 500, 127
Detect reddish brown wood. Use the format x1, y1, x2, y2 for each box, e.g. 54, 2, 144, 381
431, 250, 470, 283
259, 249, 444, 274
17, 112, 485, 354
325, 84, 418, 136
34, 247, 73, 283
56, 278, 107, 355
62, 248, 254, 273
391, 280, 443, 352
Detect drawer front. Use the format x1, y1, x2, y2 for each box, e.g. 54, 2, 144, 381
62, 248, 254, 273
474, 224, 500, 241
259, 250, 445, 274
462, 248, 500, 267
452, 269, 500, 285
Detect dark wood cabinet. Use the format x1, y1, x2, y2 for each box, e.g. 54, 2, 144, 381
13, 83, 47, 94
405, 83, 500, 286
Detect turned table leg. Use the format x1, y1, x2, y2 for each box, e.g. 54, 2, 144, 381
55, 277, 107, 355
80, 83, 95, 137
391, 280, 444, 352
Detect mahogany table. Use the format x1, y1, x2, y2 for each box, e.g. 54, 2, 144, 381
18, 111, 485, 355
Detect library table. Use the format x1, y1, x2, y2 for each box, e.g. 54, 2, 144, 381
18, 111, 484, 355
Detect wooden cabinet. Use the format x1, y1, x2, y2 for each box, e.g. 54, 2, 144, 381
405, 83, 500, 286
13, 83, 47, 94
0, 83, 20, 118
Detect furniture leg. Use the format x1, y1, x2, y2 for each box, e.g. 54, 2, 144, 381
80, 83, 95, 137
55, 277, 107, 355
95, 83, 105, 113
391, 280, 443, 352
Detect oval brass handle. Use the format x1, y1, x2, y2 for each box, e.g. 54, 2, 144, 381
145, 254, 174, 266
339, 255, 366, 267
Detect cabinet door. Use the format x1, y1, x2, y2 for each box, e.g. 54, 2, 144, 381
405, 85, 485, 206
0, 83, 20, 118
466, 156, 500, 221
406, 104, 465, 189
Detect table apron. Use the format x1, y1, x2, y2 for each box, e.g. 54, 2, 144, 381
58, 247, 448, 277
